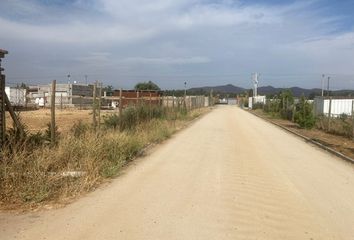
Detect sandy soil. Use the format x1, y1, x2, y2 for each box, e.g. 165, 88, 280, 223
1, 105, 354, 239
5, 108, 117, 133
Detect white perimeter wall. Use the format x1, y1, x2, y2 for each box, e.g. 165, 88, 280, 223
315, 98, 354, 116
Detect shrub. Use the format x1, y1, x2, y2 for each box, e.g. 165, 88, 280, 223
103, 114, 120, 130
71, 121, 90, 137
294, 96, 315, 129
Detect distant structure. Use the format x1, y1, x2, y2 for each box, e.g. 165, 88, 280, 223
27, 83, 102, 108
112, 89, 161, 108
5, 86, 27, 106
252, 73, 259, 97
248, 72, 266, 109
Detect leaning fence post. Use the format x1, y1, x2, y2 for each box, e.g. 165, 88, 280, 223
51, 80, 56, 144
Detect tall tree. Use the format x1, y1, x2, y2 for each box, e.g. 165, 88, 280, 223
134, 81, 160, 91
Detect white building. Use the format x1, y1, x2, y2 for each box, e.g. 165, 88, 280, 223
314, 97, 354, 117
248, 96, 266, 109
5, 86, 27, 106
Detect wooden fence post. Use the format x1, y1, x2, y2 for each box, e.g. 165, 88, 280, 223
60, 93, 63, 110
98, 82, 102, 131
92, 81, 97, 130
149, 92, 152, 119
119, 88, 123, 116
0, 74, 5, 145
172, 95, 175, 109
119, 88, 123, 130
51, 80, 56, 144
327, 97, 332, 132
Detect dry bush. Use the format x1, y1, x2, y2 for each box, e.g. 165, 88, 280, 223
316, 114, 353, 138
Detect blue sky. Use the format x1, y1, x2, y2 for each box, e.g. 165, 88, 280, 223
1, 0, 354, 89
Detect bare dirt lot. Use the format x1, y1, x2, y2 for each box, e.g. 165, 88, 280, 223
1, 106, 354, 239
6, 108, 116, 133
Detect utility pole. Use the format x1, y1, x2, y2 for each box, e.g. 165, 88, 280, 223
252, 73, 259, 97
327, 76, 330, 97
184, 82, 187, 97
321, 74, 325, 97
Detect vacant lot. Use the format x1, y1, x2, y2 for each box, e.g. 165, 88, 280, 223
6, 108, 116, 133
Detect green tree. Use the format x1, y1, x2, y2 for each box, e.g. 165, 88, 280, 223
279, 89, 294, 120
104, 85, 114, 92
134, 81, 160, 91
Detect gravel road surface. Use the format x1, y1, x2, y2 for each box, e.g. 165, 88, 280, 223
1, 106, 354, 240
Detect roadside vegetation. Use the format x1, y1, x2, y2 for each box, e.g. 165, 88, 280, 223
251, 90, 353, 138
0, 104, 207, 209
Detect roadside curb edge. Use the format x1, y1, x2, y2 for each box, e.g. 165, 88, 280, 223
247, 109, 354, 165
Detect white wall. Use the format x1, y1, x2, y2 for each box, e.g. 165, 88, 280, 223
5, 87, 27, 106
314, 97, 354, 117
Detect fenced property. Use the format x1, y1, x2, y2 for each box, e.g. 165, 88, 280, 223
313, 97, 354, 117
1, 77, 214, 147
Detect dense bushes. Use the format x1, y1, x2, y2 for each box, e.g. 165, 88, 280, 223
103, 104, 187, 131
262, 91, 315, 128
294, 96, 315, 129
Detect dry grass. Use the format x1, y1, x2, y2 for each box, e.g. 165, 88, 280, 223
0, 107, 208, 210
316, 115, 353, 138
5, 108, 115, 133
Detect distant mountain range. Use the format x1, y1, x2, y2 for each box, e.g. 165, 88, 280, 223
188, 84, 354, 97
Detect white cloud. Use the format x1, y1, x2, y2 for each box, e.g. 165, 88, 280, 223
123, 56, 211, 65
1, 0, 354, 89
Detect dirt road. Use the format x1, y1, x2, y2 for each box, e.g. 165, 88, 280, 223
1, 106, 354, 240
